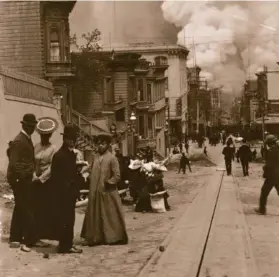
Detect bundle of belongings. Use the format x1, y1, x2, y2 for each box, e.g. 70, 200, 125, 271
128, 156, 171, 213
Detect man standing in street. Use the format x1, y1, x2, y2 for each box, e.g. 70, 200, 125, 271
238, 139, 252, 176
51, 124, 82, 254
178, 153, 192, 174
7, 114, 45, 252
255, 134, 279, 215
222, 141, 234, 176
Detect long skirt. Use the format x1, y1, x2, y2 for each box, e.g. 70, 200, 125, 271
135, 186, 153, 212
81, 190, 128, 246
33, 180, 59, 240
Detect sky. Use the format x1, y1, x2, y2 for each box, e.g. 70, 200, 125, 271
70, 1, 279, 96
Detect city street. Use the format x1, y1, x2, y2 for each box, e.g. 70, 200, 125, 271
0, 146, 215, 277
234, 161, 279, 277
1, 144, 279, 277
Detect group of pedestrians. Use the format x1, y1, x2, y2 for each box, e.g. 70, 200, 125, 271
220, 132, 279, 216
7, 113, 128, 253
222, 136, 252, 176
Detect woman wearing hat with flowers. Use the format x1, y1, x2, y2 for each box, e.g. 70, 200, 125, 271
33, 117, 58, 240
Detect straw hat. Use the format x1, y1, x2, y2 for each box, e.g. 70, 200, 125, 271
36, 117, 58, 135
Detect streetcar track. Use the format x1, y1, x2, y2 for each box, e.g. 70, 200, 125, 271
136, 168, 225, 277
195, 170, 225, 277
137, 166, 259, 277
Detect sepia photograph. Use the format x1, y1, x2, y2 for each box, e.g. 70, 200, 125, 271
0, 0, 279, 276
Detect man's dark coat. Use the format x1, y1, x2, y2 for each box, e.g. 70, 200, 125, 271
51, 144, 79, 251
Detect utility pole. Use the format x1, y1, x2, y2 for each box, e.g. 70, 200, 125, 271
196, 94, 200, 134
262, 101, 265, 141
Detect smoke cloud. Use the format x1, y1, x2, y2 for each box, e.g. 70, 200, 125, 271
161, 0, 279, 95
70, 1, 179, 48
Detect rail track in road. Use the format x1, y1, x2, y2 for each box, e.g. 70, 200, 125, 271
136, 168, 259, 277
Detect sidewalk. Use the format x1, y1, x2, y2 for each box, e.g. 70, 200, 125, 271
137, 157, 258, 277
234, 161, 279, 277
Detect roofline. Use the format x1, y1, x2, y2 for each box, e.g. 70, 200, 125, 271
101, 44, 189, 55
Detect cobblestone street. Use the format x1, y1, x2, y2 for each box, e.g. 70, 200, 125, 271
0, 157, 215, 277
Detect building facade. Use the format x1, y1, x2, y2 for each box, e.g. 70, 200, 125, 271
103, 53, 168, 157
210, 87, 222, 127
242, 80, 258, 126
0, 1, 76, 123
102, 44, 189, 141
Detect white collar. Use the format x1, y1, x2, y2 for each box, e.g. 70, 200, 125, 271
21, 129, 31, 139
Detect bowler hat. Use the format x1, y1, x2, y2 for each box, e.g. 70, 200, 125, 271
20, 114, 37, 126
36, 117, 58, 135
61, 124, 78, 140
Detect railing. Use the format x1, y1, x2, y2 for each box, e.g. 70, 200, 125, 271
45, 62, 75, 75
1, 68, 53, 103
72, 109, 106, 136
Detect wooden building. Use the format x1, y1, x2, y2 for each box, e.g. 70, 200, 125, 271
102, 44, 189, 141
0, 1, 76, 123
103, 53, 168, 157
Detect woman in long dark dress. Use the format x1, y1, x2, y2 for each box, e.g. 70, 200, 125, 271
33, 117, 58, 240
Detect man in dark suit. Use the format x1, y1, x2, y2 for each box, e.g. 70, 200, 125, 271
7, 114, 44, 252
51, 124, 82, 254
238, 139, 252, 176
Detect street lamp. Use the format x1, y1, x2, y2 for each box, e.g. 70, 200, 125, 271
130, 112, 136, 121
129, 112, 137, 156
164, 122, 170, 156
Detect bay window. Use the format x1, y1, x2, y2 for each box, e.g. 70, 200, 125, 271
46, 20, 70, 63
50, 28, 60, 62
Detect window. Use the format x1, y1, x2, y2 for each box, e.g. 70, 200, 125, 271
115, 108, 125, 121
137, 79, 144, 101
147, 83, 152, 104
165, 79, 168, 90
64, 23, 70, 62
148, 116, 153, 138
50, 28, 60, 62
106, 80, 114, 102
138, 115, 145, 137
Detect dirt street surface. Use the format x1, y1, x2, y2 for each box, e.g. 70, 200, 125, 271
234, 161, 279, 277
0, 161, 214, 277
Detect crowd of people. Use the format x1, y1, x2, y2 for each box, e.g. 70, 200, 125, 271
7, 114, 128, 254
8, 114, 278, 256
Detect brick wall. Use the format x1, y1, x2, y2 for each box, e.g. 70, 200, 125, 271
0, 1, 44, 78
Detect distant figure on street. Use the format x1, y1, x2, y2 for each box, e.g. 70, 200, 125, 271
255, 135, 279, 215
185, 140, 189, 154
145, 146, 153, 162
179, 142, 183, 153
222, 141, 234, 176
178, 153, 192, 174
252, 149, 257, 161
238, 139, 252, 176
204, 146, 208, 156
